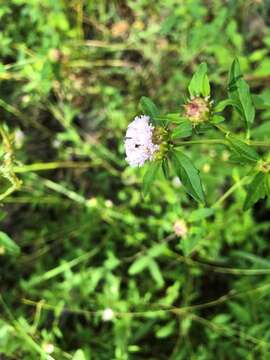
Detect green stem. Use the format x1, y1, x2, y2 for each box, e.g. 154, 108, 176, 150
173, 139, 227, 146
173, 138, 270, 148
13, 161, 92, 173
213, 175, 249, 208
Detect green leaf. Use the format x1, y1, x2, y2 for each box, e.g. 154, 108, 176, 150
72, 350, 86, 360
140, 96, 159, 120
180, 235, 200, 256
128, 256, 150, 275
228, 58, 255, 127
172, 119, 192, 139
214, 99, 241, 113
162, 159, 170, 179
188, 62, 210, 98
147, 243, 168, 258
265, 173, 270, 197
189, 208, 215, 222
148, 259, 164, 287
171, 151, 206, 204
0, 231, 20, 256
251, 122, 270, 139
156, 320, 176, 338
160, 14, 178, 35
252, 95, 270, 110
243, 172, 266, 210
227, 136, 260, 163
142, 161, 161, 196
210, 115, 225, 124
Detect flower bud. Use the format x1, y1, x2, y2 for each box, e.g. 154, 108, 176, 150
173, 220, 188, 237
183, 97, 211, 125
258, 160, 270, 173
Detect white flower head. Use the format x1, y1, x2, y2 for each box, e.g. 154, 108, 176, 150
102, 308, 114, 322
124, 115, 159, 167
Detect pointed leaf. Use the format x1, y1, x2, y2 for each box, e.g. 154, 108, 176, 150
148, 259, 164, 288
265, 173, 270, 197
189, 208, 215, 222
142, 161, 161, 196
188, 62, 210, 97
214, 99, 242, 113
244, 172, 266, 210
72, 350, 86, 360
228, 58, 255, 127
171, 151, 205, 204
162, 159, 170, 179
140, 96, 159, 119
227, 135, 260, 163
172, 119, 192, 139
0, 231, 20, 256
129, 256, 150, 275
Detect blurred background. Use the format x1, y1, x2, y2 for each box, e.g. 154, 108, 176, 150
1, 1, 270, 359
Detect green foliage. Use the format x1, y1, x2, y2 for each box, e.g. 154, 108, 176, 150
140, 96, 159, 123
188, 62, 210, 97
171, 151, 205, 204
244, 172, 266, 210
0, 231, 20, 255
0, 1, 270, 360
228, 58, 255, 127
142, 161, 161, 196
227, 135, 260, 163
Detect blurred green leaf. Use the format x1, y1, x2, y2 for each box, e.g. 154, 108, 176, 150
244, 172, 266, 210
142, 161, 161, 196
189, 208, 215, 222
0, 231, 20, 256
162, 159, 170, 179
265, 173, 270, 198
156, 320, 175, 338
129, 256, 150, 275
72, 350, 87, 360
180, 235, 200, 256
148, 259, 164, 287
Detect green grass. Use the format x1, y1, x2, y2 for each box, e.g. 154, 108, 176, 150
1, 1, 270, 359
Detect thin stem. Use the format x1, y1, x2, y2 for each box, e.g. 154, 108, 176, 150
214, 124, 270, 147
213, 175, 249, 208
173, 138, 270, 148
173, 139, 227, 146
13, 161, 92, 173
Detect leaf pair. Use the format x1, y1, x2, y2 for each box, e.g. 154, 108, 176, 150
143, 151, 205, 205
188, 62, 211, 98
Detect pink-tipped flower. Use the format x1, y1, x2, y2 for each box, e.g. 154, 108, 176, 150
184, 97, 211, 125
173, 220, 188, 237
124, 115, 160, 167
